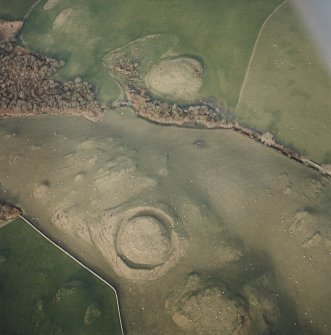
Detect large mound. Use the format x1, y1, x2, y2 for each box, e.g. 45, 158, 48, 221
167, 273, 282, 335
145, 57, 203, 101
95, 206, 187, 280
166, 274, 249, 335
171, 287, 246, 335
116, 215, 171, 268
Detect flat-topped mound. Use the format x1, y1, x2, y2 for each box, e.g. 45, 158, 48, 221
166, 274, 249, 335
116, 215, 171, 268
171, 287, 246, 335
145, 57, 203, 101
95, 206, 187, 280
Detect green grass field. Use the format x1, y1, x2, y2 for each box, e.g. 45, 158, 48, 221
0, 219, 122, 335
18, 0, 282, 106
236, 3, 331, 164
0, 0, 32, 20
2, 0, 330, 164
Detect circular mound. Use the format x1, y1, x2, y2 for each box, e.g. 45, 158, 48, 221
95, 206, 187, 280
116, 215, 171, 268
145, 57, 203, 100
172, 287, 245, 334
167, 280, 249, 335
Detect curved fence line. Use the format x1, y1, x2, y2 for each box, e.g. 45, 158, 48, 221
235, 0, 288, 114
23, 0, 43, 22
19, 215, 125, 335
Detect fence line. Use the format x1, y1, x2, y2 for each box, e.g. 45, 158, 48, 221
19, 215, 125, 335
23, 0, 43, 22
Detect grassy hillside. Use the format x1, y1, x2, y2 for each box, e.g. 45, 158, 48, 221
19, 0, 282, 106
236, 3, 331, 164
0, 219, 122, 335
0, 0, 32, 20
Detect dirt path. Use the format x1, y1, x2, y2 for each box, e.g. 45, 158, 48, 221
234, 0, 288, 114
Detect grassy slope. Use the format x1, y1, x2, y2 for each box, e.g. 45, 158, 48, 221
0, 219, 122, 335
236, 2, 331, 164
19, 0, 282, 106
0, 0, 32, 20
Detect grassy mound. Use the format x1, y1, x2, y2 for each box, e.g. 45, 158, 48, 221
19, 0, 283, 106
145, 57, 203, 101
